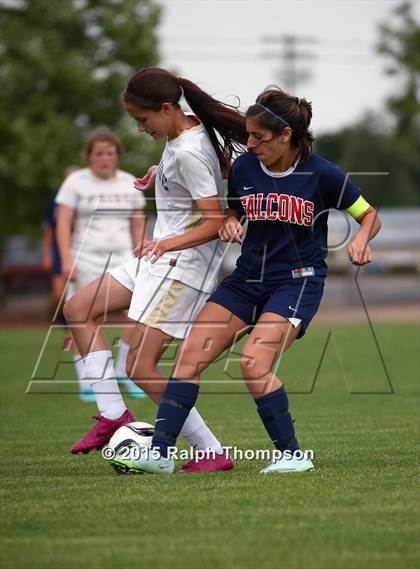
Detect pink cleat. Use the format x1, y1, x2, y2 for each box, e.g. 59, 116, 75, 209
70, 409, 136, 454
181, 451, 234, 474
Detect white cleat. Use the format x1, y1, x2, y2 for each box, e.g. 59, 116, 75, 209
261, 454, 315, 474
111, 446, 175, 475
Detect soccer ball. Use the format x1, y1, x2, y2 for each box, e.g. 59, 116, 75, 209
105, 421, 154, 475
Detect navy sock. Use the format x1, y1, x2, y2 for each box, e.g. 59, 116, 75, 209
256, 386, 299, 452
152, 379, 199, 458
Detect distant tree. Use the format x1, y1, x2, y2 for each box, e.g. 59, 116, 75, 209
0, 0, 162, 244
316, 2, 419, 207
377, 1, 420, 139
315, 113, 418, 207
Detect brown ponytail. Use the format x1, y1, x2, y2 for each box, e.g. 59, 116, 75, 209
123, 67, 247, 171
246, 86, 315, 163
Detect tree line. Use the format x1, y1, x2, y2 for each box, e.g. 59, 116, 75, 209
0, 1, 418, 246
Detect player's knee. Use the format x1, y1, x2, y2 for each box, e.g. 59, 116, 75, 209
66, 289, 106, 323
63, 295, 88, 322
240, 352, 269, 382
63, 296, 78, 322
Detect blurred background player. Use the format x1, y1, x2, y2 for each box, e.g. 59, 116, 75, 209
56, 130, 146, 401
112, 85, 382, 475
64, 67, 248, 472
41, 166, 79, 327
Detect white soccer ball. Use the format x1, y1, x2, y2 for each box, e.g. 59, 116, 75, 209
109, 421, 154, 450
105, 421, 154, 474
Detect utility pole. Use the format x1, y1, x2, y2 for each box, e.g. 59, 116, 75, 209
262, 34, 317, 92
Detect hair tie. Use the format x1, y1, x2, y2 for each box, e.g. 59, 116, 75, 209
254, 103, 290, 127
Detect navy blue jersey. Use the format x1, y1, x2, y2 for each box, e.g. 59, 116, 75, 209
227, 152, 362, 279
43, 198, 62, 275
44, 198, 57, 232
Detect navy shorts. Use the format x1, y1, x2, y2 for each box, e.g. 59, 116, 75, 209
208, 270, 325, 338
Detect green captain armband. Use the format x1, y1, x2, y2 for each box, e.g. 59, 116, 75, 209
345, 196, 371, 219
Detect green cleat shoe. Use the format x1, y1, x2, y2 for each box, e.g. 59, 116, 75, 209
110, 458, 146, 475
111, 446, 175, 475
261, 453, 314, 474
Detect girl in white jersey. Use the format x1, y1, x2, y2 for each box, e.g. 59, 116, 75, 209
56, 131, 146, 400
64, 68, 247, 473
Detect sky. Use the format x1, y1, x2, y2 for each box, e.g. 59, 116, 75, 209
157, 0, 417, 133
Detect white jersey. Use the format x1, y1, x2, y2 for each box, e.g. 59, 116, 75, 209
55, 167, 145, 254
150, 122, 224, 293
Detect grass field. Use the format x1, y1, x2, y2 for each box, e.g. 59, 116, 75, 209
1, 323, 419, 569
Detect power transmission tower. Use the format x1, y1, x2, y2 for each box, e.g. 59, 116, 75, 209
262, 34, 317, 92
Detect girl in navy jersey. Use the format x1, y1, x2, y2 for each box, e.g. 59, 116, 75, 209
112, 86, 382, 474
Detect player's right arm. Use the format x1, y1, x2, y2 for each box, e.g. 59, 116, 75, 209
133, 165, 158, 192
219, 158, 245, 243
56, 204, 77, 281
134, 195, 224, 262
219, 209, 243, 243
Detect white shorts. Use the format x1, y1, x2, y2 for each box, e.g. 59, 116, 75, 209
108, 256, 139, 293
109, 258, 209, 339
66, 250, 135, 300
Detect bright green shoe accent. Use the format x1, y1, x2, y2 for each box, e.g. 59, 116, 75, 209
261, 454, 314, 474
111, 447, 175, 475
110, 458, 145, 475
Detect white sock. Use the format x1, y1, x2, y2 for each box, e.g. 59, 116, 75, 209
73, 353, 88, 392
82, 350, 127, 420
180, 407, 223, 454
114, 340, 130, 378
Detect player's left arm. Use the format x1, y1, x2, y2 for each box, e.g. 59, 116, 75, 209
346, 197, 382, 266
133, 195, 224, 263
41, 226, 53, 271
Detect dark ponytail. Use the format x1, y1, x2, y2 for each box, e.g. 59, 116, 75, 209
123, 67, 247, 171
246, 86, 314, 163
